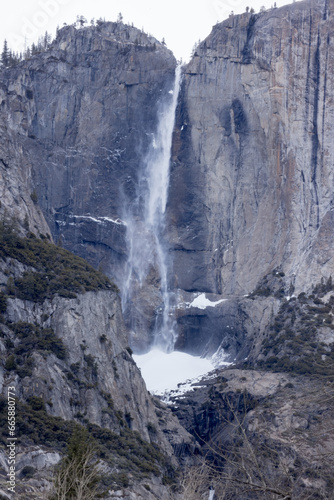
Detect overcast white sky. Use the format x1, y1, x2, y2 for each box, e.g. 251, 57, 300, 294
2, 0, 292, 62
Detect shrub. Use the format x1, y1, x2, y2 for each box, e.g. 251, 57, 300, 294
16, 365, 33, 378
5, 354, 16, 370
11, 322, 66, 360
0, 395, 75, 448
30, 191, 38, 203
147, 422, 157, 434
112, 472, 129, 487
0, 292, 7, 314
84, 354, 98, 377
27, 396, 46, 411
255, 277, 334, 378
20, 466, 36, 478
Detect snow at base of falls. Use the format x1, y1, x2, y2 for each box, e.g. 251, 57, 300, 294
133, 349, 231, 397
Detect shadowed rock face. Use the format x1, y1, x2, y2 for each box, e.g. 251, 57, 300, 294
0, 22, 176, 287
168, 0, 334, 299
0, 22, 178, 350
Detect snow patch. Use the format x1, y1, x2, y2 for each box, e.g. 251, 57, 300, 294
189, 293, 227, 309
73, 215, 126, 226
100, 216, 126, 226
134, 348, 232, 398
75, 215, 102, 224
134, 350, 215, 395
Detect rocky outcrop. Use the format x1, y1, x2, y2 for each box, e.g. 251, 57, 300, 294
0, 255, 194, 497
169, 0, 334, 297
4, 291, 149, 436
3, 288, 191, 452
170, 368, 334, 499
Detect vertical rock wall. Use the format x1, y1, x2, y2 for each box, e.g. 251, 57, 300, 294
0, 22, 176, 287
168, 0, 334, 297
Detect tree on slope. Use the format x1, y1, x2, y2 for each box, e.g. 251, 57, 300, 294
50, 427, 101, 500
1, 40, 9, 67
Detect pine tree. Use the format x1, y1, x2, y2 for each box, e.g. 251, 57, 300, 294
7, 49, 18, 67
31, 43, 38, 56
44, 31, 52, 49
1, 40, 9, 67
76, 15, 87, 27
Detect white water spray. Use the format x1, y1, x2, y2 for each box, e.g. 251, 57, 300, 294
122, 64, 182, 352
146, 64, 182, 227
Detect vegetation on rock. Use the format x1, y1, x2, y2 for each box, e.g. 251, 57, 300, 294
0, 393, 173, 490
0, 219, 117, 302
1, 321, 67, 379
177, 375, 334, 499
250, 277, 334, 377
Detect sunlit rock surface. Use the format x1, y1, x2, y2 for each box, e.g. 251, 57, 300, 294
169, 0, 334, 297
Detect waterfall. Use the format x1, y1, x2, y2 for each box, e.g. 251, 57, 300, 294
122, 64, 182, 352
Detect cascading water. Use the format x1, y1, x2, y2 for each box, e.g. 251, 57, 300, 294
122, 64, 182, 352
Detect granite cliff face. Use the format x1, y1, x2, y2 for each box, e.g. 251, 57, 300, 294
170, 0, 334, 295
168, 0, 334, 357
4, 291, 152, 438
4, 1, 334, 359
1, 2, 334, 496
2, 0, 334, 358
0, 20, 176, 282
0, 19, 179, 349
